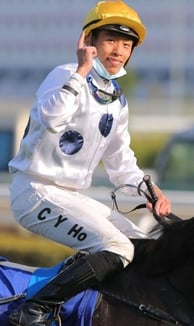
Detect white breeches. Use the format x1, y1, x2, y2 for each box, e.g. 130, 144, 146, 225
9, 173, 147, 267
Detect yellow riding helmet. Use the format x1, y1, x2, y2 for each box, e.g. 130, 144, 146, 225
83, 1, 146, 46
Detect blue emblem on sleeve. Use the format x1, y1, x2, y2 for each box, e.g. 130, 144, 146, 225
59, 130, 84, 155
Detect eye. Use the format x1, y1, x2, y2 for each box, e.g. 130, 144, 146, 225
106, 38, 114, 43
123, 42, 131, 49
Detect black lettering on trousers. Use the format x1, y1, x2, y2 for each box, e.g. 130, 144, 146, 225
54, 215, 68, 227
68, 224, 87, 241
37, 207, 51, 220
37, 207, 68, 226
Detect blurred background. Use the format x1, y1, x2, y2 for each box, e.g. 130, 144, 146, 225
0, 0, 194, 264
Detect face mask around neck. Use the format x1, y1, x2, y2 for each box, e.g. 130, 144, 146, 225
92, 57, 126, 80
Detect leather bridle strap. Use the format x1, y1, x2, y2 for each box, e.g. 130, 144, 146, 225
101, 289, 185, 326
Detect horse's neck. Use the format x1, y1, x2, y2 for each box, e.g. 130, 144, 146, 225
168, 259, 194, 304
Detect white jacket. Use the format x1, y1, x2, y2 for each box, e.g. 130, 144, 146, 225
9, 63, 144, 191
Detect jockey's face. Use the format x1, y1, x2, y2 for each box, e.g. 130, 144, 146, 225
93, 30, 133, 75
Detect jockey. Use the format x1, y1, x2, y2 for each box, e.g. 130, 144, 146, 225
8, 1, 171, 325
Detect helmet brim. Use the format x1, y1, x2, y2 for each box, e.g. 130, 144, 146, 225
83, 16, 146, 46
97, 24, 139, 42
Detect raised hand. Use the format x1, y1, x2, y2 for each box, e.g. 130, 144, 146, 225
76, 32, 97, 78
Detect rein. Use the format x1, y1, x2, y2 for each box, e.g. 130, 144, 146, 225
111, 175, 181, 225
100, 289, 184, 326
107, 175, 184, 325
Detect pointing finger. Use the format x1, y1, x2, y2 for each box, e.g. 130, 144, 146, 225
77, 31, 85, 49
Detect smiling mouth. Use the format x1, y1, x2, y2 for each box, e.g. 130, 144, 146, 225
107, 57, 122, 66
107, 57, 122, 65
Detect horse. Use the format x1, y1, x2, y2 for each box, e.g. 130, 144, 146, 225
1, 176, 194, 325
0, 215, 194, 326
92, 216, 194, 326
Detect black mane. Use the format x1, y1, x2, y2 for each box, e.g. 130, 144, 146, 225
95, 217, 194, 325
132, 216, 194, 276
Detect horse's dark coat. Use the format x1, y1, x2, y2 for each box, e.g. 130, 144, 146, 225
93, 217, 194, 326
1, 216, 194, 325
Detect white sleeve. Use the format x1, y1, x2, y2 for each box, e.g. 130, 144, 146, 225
102, 105, 144, 194
36, 66, 85, 133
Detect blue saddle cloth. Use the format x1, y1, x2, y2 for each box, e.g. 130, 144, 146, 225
0, 257, 99, 326
60, 290, 98, 326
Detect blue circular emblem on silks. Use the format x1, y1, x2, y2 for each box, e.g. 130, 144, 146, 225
59, 130, 84, 155
99, 114, 113, 137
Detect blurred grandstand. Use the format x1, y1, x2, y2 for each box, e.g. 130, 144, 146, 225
0, 0, 193, 102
